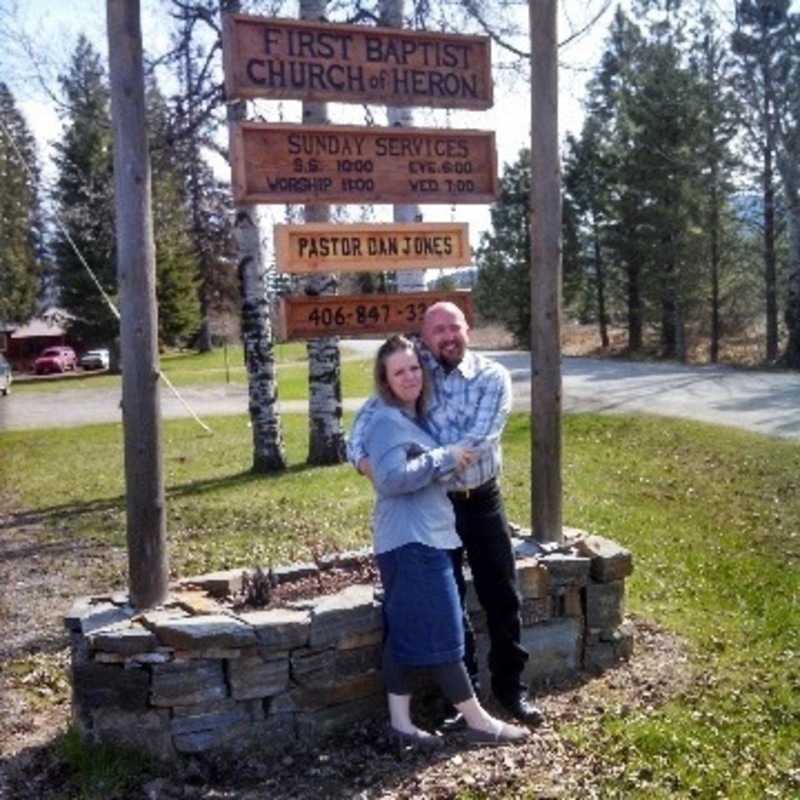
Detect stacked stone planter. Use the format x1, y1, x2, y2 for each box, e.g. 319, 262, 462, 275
65, 529, 633, 760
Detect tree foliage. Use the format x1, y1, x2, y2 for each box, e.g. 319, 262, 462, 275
52, 35, 117, 347
0, 81, 42, 323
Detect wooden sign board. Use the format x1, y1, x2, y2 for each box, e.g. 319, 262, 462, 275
231, 122, 497, 205
278, 291, 474, 340
275, 222, 471, 273
222, 14, 492, 110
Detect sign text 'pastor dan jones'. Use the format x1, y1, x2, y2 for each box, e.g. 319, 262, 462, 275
222, 14, 492, 110
231, 123, 497, 205
275, 222, 471, 273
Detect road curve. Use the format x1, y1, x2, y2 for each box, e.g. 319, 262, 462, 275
0, 351, 799, 440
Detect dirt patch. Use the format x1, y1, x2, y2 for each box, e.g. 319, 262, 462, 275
0, 515, 694, 799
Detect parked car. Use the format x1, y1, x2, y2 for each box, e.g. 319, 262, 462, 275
79, 348, 110, 371
0, 355, 11, 395
33, 346, 78, 375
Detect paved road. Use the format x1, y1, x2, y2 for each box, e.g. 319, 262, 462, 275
1, 349, 799, 440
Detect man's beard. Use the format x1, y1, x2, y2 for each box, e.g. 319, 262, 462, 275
436, 341, 465, 368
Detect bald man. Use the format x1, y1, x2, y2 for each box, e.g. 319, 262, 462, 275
348, 303, 543, 726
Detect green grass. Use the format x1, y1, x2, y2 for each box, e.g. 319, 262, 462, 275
58, 728, 156, 800
11, 343, 373, 396
2, 412, 799, 797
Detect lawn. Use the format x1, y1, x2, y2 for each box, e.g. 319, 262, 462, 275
1, 411, 799, 797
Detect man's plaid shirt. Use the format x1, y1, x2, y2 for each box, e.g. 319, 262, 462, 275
347, 347, 512, 491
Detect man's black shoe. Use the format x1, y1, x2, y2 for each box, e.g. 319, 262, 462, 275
494, 691, 545, 726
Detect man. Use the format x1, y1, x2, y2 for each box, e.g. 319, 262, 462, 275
347, 302, 543, 725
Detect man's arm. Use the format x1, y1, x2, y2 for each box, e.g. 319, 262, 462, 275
462, 362, 512, 448
346, 396, 379, 474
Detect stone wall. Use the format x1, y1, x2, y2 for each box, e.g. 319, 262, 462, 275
65, 528, 633, 760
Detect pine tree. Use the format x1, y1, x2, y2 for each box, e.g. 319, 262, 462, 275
52, 36, 117, 347
473, 150, 531, 345
147, 79, 201, 347
733, 0, 800, 368
0, 82, 42, 323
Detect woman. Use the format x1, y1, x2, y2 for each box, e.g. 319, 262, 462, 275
363, 335, 529, 747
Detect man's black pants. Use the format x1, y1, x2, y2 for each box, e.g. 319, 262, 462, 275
448, 478, 529, 698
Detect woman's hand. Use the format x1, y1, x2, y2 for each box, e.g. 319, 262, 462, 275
449, 446, 478, 474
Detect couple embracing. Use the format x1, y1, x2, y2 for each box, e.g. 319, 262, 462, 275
348, 302, 544, 748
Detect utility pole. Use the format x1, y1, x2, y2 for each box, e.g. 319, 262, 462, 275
529, 0, 562, 543
106, 0, 169, 607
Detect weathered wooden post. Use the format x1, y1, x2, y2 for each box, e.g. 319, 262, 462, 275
106, 0, 169, 607
529, 0, 563, 543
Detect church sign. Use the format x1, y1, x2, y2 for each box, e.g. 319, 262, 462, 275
278, 291, 474, 340
222, 14, 492, 110
275, 222, 471, 273
231, 122, 497, 205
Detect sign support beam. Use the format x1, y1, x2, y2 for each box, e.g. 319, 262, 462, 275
529, 0, 562, 544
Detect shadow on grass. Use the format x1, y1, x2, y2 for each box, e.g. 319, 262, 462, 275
0, 463, 320, 534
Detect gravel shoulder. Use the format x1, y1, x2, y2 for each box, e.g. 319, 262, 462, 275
0, 509, 692, 799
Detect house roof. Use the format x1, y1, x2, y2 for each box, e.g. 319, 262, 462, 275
0, 308, 71, 338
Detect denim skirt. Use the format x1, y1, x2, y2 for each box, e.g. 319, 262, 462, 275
376, 542, 464, 667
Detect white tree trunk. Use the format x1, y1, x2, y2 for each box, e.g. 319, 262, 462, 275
222, 0, 286, 472
301, 0, 347, 465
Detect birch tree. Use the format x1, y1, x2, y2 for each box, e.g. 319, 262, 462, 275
301, 0, 347, 466
221, 0, 286, 471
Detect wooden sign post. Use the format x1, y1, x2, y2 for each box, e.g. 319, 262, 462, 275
275, 222, 471, 273
231, 122, 497, 205
279, 291, 474, 339
222, 14, 492, 110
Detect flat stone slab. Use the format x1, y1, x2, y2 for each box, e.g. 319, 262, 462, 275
182, 569, 249, 598
89, 622, 157, 656
73, 662, 150, 711
150, 659, 227, 707
309, 585, 382, 649
539, 552, 591, 586
520, 618, 582, 687
291, 648, 336, 688
318, 547, 372, 570
516, 558, 551, 599
64, 598, 135, 634
152, 615, 256, 651
238, 608, 311, 650
572, 534, 634, 582
228, 652, 290, 700
272, 562, 318, 585
171, 590, 226, 616
90, 707, 174, 761
291, 672, 382, 712
585, 580, 625, 629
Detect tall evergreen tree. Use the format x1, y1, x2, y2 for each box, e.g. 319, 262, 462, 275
734, 1, 800, 368
0, 82, 42, 323
473, 150, 531, 345
691, 12, 740, 362
732, 0, 789, 362
147, 79, 202, 347
52, 35, 117, 347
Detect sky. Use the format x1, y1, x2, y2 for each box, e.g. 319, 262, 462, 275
1, 0, 632, 253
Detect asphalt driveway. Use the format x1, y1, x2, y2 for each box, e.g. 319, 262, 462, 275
1, 353, 799, 440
